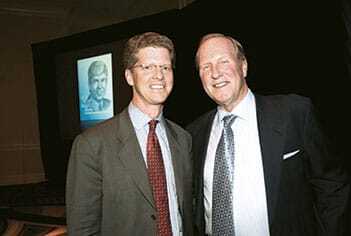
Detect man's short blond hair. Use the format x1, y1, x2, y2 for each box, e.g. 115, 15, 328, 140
195, 33, 246, 69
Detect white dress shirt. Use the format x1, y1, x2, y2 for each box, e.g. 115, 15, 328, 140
128, 103, 182, 236
204, 90, 270, 236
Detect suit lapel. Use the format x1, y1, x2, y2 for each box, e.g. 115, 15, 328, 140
115, 109, 155, 208
197, 110, 216, 189
164, 122, 184, 211
255, 95, 285, 225
193, 110, 216, 231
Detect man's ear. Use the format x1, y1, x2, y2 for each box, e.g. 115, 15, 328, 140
242, 59, 248, 78
125, 69, 134, 86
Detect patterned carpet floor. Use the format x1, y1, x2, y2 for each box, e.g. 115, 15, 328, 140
0, 182, 66, 236
3, 219, 66, 236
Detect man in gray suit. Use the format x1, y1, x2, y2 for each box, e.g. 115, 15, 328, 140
66, 32, 193, 235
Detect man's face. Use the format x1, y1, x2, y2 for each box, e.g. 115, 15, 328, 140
197, 37, 248, 112
89, 73, 107, 100
125, 46, 173, 110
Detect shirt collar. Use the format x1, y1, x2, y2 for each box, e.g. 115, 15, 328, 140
217, 89, 255, 123
128, 102, 164, 130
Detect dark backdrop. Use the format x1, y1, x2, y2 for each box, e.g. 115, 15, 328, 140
167, 0, 351, 171
32, 0, 351, 184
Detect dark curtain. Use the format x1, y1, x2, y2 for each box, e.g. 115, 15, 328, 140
342, 0, 351, 81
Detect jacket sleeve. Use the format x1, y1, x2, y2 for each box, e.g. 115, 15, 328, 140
303, 101, 350, 236
66, 134, 102, 236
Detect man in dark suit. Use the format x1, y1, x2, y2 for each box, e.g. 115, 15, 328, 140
66, 32, 193, 235
187, 33, 349, 236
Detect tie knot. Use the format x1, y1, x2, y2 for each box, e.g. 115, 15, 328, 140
148, 119, 158, 131
222, 115, 236, 128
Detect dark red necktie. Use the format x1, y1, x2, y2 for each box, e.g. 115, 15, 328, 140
147, 120, 172, 236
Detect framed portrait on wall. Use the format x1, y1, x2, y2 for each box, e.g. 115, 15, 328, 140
77, 53, 114, 129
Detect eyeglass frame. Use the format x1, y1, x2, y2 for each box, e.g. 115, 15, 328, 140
131, 63, 174, 74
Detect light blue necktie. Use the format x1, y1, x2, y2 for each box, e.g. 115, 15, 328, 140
212, 115, 237, 236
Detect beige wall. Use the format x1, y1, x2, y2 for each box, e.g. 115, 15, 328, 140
0, 14, 65, 185
0, 0, 194, 185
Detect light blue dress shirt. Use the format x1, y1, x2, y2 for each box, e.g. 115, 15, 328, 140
128, 102, 182, 236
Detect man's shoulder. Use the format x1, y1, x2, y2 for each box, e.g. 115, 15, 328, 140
163, 118, 192, 152
102, 98, 111, 109
186, 109, 217, 135
77, 116, 117, 141
164, 118, 191, 139
256, 93, 312, 110
78, 110, 128, 141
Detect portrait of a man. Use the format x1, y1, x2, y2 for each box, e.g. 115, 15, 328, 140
83, 60, 111, 112
77, 53, 114, 128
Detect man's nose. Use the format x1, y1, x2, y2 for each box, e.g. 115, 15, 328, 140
211, 64, 221, 79
153, 66, 164, 80
97, 81, 104, 88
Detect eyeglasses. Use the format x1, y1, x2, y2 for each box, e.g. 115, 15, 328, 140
132, 64, 173, 73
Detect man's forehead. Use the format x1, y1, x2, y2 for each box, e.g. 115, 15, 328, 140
90, 73, 107, 80
136, 47, 171, 61
200, 37, 235, 52
198, 41, 235, 61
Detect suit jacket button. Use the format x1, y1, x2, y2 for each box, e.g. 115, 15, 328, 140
151, 214, 156, 220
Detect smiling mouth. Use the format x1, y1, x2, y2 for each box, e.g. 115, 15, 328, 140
213, 81, 229, 88
150, 84, 165, 89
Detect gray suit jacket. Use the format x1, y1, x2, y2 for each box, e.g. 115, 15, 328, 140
66, 108, 193, 235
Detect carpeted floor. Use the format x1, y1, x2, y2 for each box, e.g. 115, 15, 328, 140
0, 206, 66, 236
0, 182, 66, 236
3, 219, 67, 236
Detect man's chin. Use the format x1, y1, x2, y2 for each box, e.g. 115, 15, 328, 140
94, 96, 105, 101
